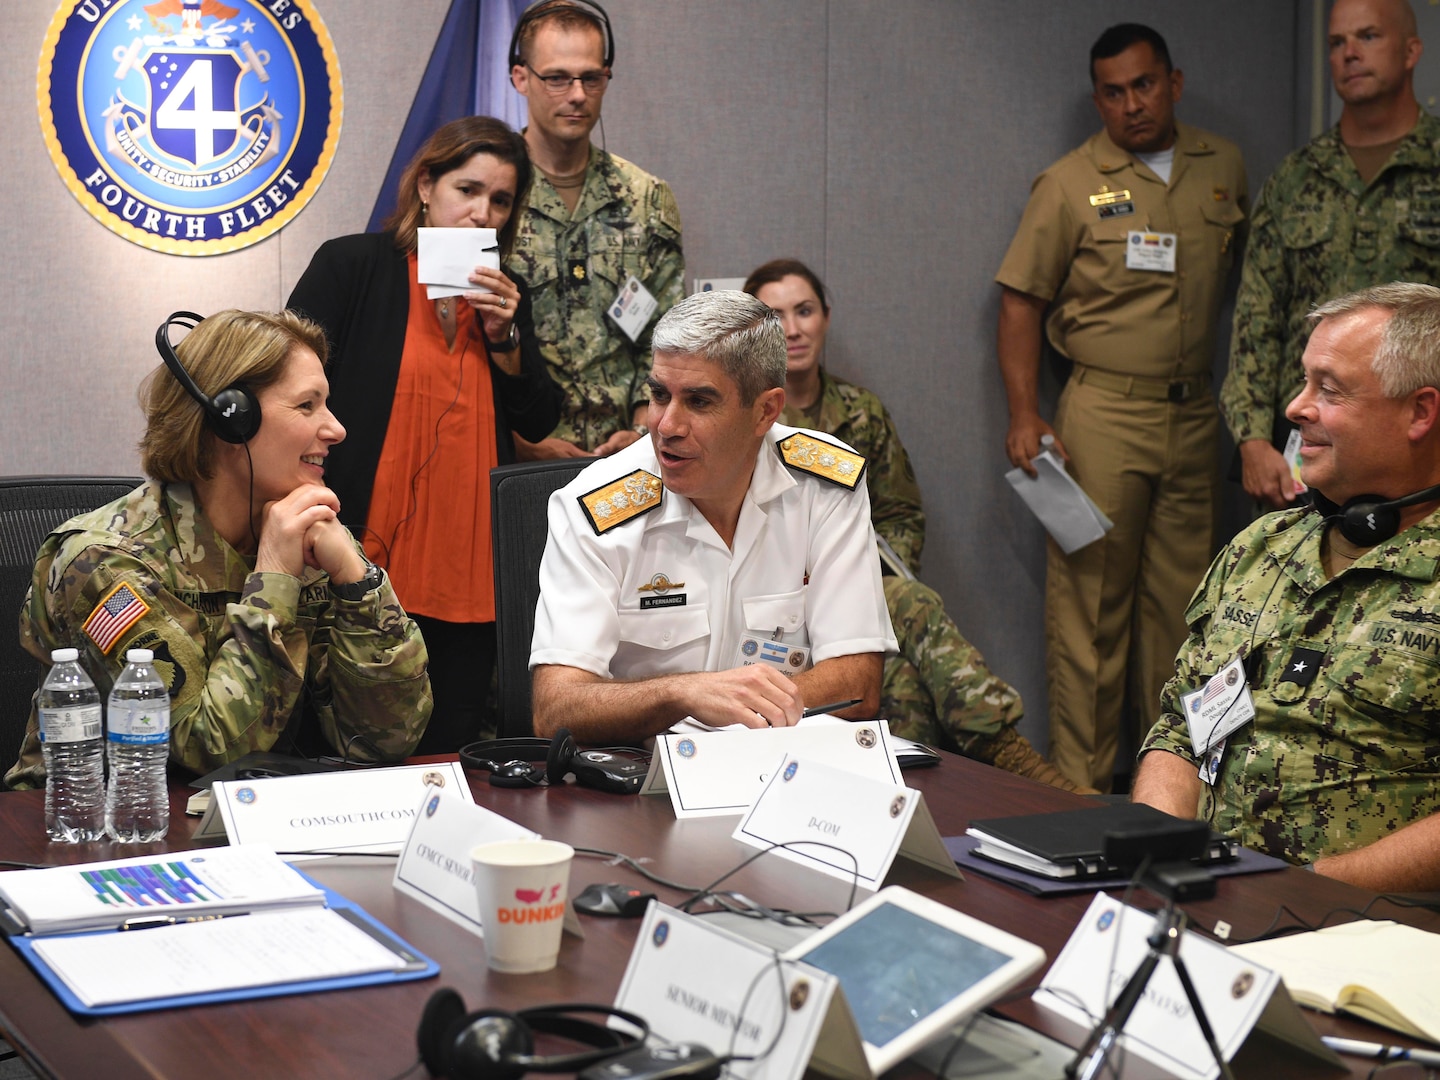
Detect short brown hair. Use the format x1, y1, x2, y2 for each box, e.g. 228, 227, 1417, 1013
384, 116, 532, 257
514, 2, 607, 67
743, 258, 830, 315
139, 309, 328, 484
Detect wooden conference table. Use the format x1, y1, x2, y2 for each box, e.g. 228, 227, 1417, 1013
0, 753, 1436, 1080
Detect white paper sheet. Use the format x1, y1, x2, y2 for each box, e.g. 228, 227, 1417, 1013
32, 908, 406, 1007
417, 226, 499, 298
1005, 450, 1113, 554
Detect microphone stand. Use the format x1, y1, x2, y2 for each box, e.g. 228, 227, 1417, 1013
1065, 896, 1234, 1080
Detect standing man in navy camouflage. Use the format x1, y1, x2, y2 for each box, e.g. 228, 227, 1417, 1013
507, 0, 685, 460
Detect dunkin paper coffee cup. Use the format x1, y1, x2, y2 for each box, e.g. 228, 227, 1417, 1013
471, 838, 574, 973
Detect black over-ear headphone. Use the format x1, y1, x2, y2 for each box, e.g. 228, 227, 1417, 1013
460, 730, 579, 788
155, 311, 262, 444
508, 0, 614, 70
460, 728, 648, 794
418, 988, 648, 1080
1311, 484, 1440, 545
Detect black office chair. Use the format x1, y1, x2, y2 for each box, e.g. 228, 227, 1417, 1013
490, 458, 590, 738
0, 476, 142, 785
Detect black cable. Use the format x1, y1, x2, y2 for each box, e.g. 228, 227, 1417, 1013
243, 439, 261, 554
677, 839, 862, 917
379, 1054, 424, 1080
1227, 891, 1440, 945
721, 951, 790, 1068
572, 846, 702, 893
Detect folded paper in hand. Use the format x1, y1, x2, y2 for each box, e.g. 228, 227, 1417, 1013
1005, 449, 1113, 554
418, 227, 499, 299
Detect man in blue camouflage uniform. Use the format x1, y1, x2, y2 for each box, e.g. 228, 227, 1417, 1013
1224, 0, 1440, 508
507, 0, 684, 459
1136, 283, 1440, 892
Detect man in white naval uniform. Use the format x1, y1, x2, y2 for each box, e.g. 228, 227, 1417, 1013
530, 290, 896, 742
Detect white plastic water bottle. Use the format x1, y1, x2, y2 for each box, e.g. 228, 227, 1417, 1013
105, 648, 170, 842
38, 648, 105, 842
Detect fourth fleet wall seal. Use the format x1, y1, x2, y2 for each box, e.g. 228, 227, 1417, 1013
38, 0, 342, 255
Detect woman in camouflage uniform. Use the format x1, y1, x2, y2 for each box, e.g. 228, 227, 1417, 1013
744, 260, 1087, 793
5, 310, 432, 789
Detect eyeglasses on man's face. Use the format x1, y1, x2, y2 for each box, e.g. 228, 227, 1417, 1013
526, 65, 611, 94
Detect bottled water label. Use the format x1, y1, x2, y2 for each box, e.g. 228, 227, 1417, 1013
108, 702, 170, 745
39, 704, 103, 743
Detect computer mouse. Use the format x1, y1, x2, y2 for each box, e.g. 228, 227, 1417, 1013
574, 883, 655, 918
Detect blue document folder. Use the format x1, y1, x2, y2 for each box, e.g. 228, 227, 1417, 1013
6, 874, 437, 1017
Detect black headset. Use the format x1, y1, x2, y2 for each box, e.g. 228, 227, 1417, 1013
460, 729, 580, 788
1311, 484, 1440, 545
155, 311, 262, 444
418, 989, 648, 1080
508, 0, 614, 70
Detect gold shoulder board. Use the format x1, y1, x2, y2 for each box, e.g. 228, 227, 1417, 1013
579, 469, 664, 534
777, 433, 867, 490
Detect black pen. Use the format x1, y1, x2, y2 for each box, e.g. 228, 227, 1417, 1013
802, 698, 862, 718
120, 912, 248, 931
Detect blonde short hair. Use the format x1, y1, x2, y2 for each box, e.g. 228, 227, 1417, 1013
138, 309, 328, 483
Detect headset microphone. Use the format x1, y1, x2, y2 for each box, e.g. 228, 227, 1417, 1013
155, 311, 261, 444
1311, 483, 1440, 546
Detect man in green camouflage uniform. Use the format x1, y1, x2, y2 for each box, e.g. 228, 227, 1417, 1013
1223, 0, 1440, 508
5, 482, 432, 789
782, 368, 1087, 793
1136, 283, 1440, 891
507, 1, 684, 457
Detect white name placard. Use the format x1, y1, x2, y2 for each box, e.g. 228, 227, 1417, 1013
393, 786, 537, 935
731, 755, 959, 890
615, 904, 858, 1080
195, 762, 474, 853
1035, 893, 1341, 1080
643, 720, 902, 818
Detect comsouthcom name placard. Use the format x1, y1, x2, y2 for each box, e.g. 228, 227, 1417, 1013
38, 0, 342, 255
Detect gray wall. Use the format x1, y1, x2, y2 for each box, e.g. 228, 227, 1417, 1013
5, 1, 1311, 756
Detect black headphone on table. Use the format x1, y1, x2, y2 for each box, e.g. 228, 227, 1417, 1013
155, 311, 262, 444
508, 0, 614, 70
1310, 483, 1440, 545
460, 728, 648, 794
418, 988, 648, 1080
460, 729, 580, 789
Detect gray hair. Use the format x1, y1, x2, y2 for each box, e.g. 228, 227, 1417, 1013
1309, 282, 1440, 398
650, 290, 786, 403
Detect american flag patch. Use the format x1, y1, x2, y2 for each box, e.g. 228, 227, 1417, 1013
83, 582, 149, 654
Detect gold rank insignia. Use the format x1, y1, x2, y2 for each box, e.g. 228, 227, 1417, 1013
777, 433, 867, 490
1213, 186, 1230, 201
1089, 188, 1132, 207
579, 469, 663, 534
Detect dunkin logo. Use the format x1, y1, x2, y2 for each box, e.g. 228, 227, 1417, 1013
499, 883, 564, 924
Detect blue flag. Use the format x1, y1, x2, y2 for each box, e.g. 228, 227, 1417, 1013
366, 0, 530, 233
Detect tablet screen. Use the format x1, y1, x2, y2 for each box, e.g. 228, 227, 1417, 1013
796, 900, 1012, 1049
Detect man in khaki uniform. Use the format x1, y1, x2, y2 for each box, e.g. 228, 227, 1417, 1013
996, 23, 1248, 791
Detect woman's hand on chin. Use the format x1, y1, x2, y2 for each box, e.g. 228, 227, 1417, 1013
304, 515, 366, 581
254, 484, 342, 578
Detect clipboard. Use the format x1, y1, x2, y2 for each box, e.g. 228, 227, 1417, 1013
6, 872, 437, 1016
